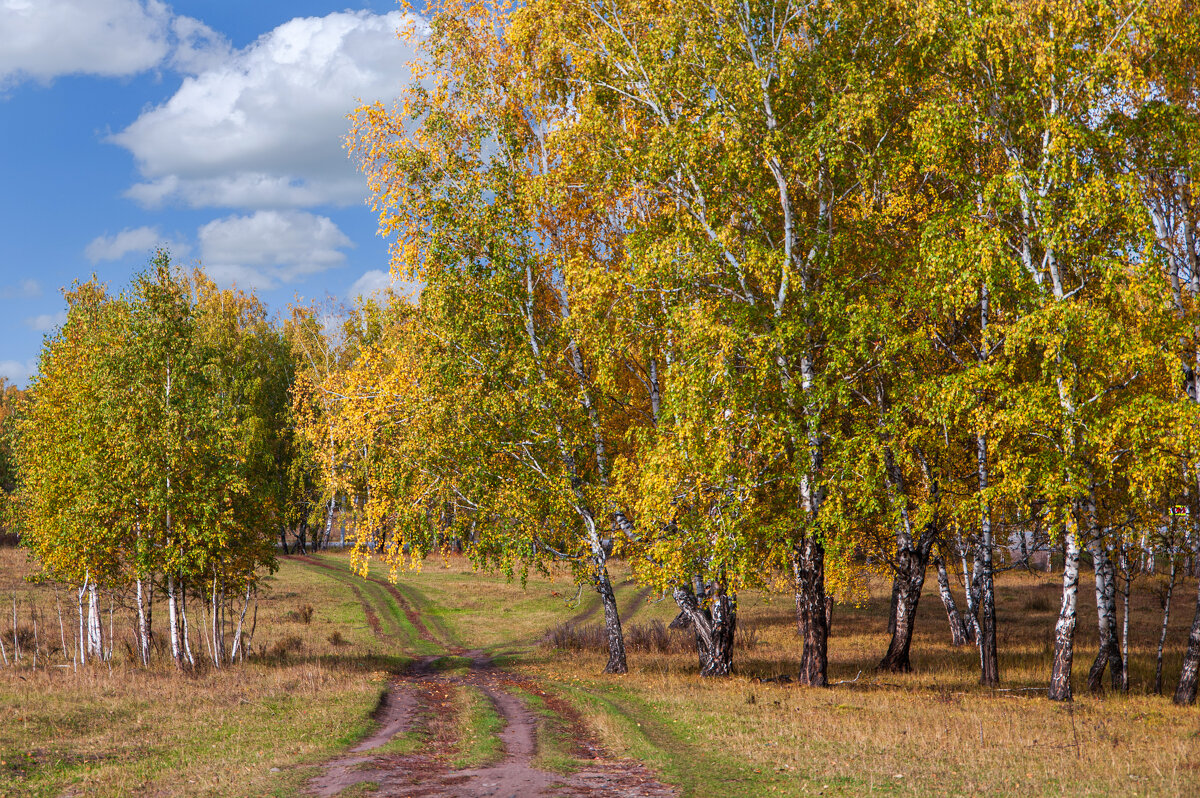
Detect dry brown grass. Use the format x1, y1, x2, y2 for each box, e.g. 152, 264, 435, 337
526, 567, 1200, 797
3, 545, 1200, 797
0, 548, 388, 797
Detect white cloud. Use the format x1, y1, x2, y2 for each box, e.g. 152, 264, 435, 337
85, 226, 189, 262
111, 10, 425, 210
168, 15, 232, 75
0, 0, 172, 87
0, 359, 37, 387
348, 269, 391, 298
198, 210, 353, 290
0, 278, 40, 299
348, 269, 421, 302
23, 310, 67, 333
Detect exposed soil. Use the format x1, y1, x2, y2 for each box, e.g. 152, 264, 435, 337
309, 652, 676, 797
295, 555, 676, 797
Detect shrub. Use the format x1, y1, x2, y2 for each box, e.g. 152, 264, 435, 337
286, 603, 314, 624
269, 635, 304, 659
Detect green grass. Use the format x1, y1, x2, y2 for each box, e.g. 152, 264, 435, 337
451, 685, 505, 769
372, 727, 429, 756
333, 780, 380, 797
507, 686, 583, 775
549, 679, 801, 797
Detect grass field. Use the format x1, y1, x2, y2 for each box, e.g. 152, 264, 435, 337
1, 545, 1199, 796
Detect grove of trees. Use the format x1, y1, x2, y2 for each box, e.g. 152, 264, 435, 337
14, 259, 297, 668
9, 0, 1200, 709
320, 0, 1200, 702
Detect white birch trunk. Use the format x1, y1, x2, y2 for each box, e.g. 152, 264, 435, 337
136, 577, 150, 666
86, 583, 103, 660
75, 578, 86, 667
55, 588, 68, 668
167, 574, 181, 667
180, 585, 195, 667
11, 592, 20, 665
230, 583, 252, 663
1049, 512, 1082, 701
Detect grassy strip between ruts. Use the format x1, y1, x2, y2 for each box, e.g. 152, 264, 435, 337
450, 684, 505, 769
506, 686, 584, 775
299, 555, 444, 656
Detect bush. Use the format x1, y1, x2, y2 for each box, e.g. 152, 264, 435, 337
286, 603, 314, 624
269, 635, 304, 659
545, 619, 759, 654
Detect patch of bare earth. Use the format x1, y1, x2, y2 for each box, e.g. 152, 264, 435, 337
309, 653, 677, 798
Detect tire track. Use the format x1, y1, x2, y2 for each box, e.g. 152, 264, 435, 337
290, 554, 438, 651
310, 655, 677, 797
293, 559, 676, 796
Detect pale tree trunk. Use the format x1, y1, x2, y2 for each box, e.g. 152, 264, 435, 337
211, 574, 222, 667
145, 578, 153, 653
180, 585, 195, 667
959, 542, 982, 644
1120, 548, 1131, 692
0, 603, 9, 666
86, 583, 103, 661
10, 593, 19, 665
167, 574, 182, 668
1175, 469, 1200, 704
321, 496, 336, 552
673, 582, 737, 677
75, 577, 86, 667
934, 555, 970, 646
230, 583, 252, 663
136, 577, 150, 666
1156, 553, 1177, 694
520, 268, 627, 676
1173, 568, 1200, 704
1086, 538, 1123, 693
30, 600, 38, 669
55, 588, 68, 668
1048, 508, 1082, 701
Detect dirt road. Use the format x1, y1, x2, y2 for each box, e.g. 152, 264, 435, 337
293, 556, 677, 798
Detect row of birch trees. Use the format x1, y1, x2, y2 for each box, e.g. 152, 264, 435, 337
13, 257, 298, 668
288, 0, 1200, 702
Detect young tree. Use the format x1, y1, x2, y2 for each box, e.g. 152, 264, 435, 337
347, 0, 642, 672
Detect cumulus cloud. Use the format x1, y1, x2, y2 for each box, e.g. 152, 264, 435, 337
0, 0, 172, 87
0, 359, 37, 387
85, 226, 189, 262
168, 15, 232, 75
111, 10, 425, 210
348, 269, 392, 299
348, 268, 421, 302
0, 278, 40, 299
23, 310, 67, 333
198, 209, 353, 290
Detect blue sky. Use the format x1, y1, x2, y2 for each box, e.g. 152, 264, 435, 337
0, 0, 427, 386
